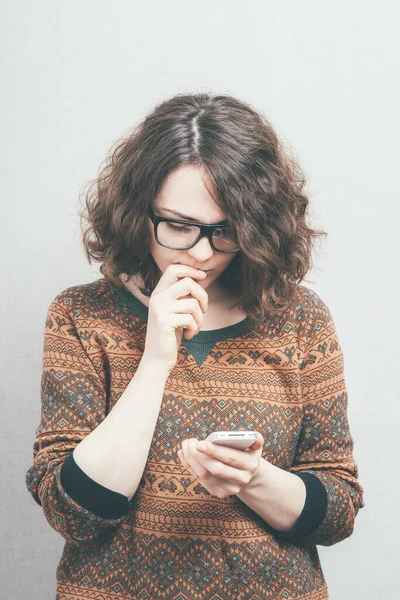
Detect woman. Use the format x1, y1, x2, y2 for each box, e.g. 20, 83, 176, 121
26, 92, 364, 600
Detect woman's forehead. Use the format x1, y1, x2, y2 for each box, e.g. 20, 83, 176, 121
156, 205, 228, 225
156, 165, 227, 224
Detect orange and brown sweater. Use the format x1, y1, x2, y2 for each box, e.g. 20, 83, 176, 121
26, 278, 364, 600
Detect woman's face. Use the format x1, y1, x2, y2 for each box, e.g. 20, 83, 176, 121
147, 164, 237, 293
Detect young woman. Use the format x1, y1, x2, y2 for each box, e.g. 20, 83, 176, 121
26, 92, 364, 600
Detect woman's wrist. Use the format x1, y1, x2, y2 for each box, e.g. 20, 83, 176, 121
138, 355, 172, 380
237, 458, 306, 532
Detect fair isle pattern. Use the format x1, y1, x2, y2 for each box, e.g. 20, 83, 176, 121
26, 278, 364, 600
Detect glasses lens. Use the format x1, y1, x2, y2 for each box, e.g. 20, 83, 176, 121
157, 221, 239, 251
158, 221, 200, 248
211, 226, 239, 251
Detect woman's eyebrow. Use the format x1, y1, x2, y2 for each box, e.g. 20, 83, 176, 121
161, 207, 228, 225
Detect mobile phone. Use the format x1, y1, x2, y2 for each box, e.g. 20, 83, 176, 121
205, 431, 259, 450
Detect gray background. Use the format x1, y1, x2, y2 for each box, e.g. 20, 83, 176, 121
1, 1, 399, 598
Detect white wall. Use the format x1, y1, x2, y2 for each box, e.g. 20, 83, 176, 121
2, 1, 398, 598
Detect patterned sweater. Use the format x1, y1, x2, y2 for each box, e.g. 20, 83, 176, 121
26, 278, 364, 600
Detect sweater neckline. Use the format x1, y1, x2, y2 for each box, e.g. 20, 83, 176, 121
112, 285, 254, 344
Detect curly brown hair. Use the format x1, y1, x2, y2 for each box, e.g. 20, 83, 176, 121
80, 92, 327, 322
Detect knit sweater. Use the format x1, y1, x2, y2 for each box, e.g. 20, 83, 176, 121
26, 278, 364, 600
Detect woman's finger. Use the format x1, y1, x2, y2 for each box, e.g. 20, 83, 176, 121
196, 436, 263, 470
178, 449, 198, 478
184, 439, 255, 484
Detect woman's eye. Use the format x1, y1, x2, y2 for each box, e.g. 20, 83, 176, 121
214, 227, 236, 239
167, 223, 190, 231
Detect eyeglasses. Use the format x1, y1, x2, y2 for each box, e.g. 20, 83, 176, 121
148, 207, 240, 253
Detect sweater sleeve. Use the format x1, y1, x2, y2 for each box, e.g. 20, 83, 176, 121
287, 290, 365, 547
25, 291, 133, 546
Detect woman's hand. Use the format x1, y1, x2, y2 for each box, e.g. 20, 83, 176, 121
177, 435, 264, 499
141, 264, 209, 374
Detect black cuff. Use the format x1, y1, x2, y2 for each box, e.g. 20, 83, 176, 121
60, 451, 133, 519
268, 472, 328, 543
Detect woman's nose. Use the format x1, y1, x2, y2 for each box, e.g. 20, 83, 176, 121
187, 235, 214, 262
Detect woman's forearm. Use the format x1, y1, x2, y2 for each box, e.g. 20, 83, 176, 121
72, 359, 170, 501
236, 458, 306, 532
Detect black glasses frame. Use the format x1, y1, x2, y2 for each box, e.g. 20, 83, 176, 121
148, 207, 240, 253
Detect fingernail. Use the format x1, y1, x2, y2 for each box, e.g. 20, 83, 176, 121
197, 441, 208, 452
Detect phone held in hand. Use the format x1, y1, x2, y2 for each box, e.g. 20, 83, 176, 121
205, 431, 259, 450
